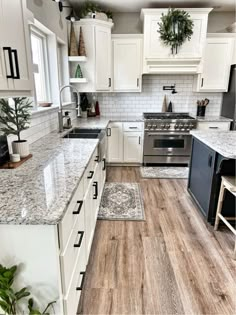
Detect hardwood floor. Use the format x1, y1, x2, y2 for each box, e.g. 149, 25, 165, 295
78, 166, 236, 315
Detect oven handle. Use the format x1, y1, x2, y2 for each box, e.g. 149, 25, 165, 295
146, 132, 191, 136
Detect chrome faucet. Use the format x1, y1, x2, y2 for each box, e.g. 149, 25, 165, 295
58, 85, 80, 133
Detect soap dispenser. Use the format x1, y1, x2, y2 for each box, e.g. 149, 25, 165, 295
63, 111, 72, 129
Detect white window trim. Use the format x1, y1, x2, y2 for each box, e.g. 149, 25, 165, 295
30, 26, 51, 105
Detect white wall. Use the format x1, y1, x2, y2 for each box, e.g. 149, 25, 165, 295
112, 11, 235, 34
26, 0, 69, 41
97, 75, 222, 117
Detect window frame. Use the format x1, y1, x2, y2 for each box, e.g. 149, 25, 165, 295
30, 26, 51, 104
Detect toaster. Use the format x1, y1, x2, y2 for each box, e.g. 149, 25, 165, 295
0, 135, 10, 166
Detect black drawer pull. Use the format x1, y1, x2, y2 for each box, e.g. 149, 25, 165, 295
74, 231, 84, 248
208, 155, 213, 168
3, 47, 14, 78
129, 126, 138, 129
87, 171, 94, 179
94, 155, 99, 162
106, 128, 111, 136
93, 181, 98, 199
12, 49, 20, 79
73, 200, 83, 215
102, 158, 106, 171
76, 271, 86, 291
209, 127, 219, 129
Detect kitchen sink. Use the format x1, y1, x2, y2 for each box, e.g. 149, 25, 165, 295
63, 128, 102, 139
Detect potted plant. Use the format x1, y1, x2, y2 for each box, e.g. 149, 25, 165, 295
0, 97, 32, 158
80, 93, 89, 118
0, 264, 55, 314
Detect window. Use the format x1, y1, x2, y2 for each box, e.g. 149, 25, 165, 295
30, 28, 50, 103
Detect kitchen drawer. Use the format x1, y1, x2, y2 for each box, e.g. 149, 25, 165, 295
63, 241, 86, 315
59, 176, 84, 252
60, 202, 85, 295
196, 121, 230, 131
84, 147, 98, 193
123, 122, 143, 132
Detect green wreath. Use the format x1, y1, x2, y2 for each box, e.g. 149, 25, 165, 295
158, 8, 194, 54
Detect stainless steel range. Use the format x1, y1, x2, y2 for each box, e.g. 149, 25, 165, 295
143, 112, 197, 165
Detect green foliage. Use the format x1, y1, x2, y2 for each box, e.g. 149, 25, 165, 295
158, 8, 194, 54
80, 0, 113, 19
0, 97, 32, 141
0, 264, 55, 315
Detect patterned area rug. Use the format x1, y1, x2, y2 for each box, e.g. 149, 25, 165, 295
98, 183, 145, 221
140, 166, 189, 179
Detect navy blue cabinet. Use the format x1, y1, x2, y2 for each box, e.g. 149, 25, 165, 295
188, 138, 216, 217
188, 137, 235, 224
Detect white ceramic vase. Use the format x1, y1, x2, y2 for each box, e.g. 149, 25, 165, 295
12, 140, 29, 158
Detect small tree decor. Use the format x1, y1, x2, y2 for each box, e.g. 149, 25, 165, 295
0, 97, 32, 158
158, 8, 194, 55
0, 264, 55, 315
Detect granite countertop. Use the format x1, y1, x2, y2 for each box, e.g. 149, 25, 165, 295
0, 132, 99, 225
192, 115, 233, 122
190, 130, 236, 159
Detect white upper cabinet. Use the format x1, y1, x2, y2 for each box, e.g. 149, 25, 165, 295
194, 35, 235, 92
141, 8, 212, 74
95, 25, 112, 91
112, 35, 143, 92
71, 20, 113, 93
0, 0, 33, 95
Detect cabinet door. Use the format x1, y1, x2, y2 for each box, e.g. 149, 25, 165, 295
1, 0, 33, 91
123, 132, 142, 163
188, 138, 216, 216
107, 122, 123, 163
84, 182, 93, 263
113, 38, 142, 92
95, 25, 111, 91
197, 38, 234, 92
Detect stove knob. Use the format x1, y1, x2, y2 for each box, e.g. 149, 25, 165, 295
166, 124, 170, 129
184, 124, 189, 129
174, 124, 179, 130
161, 124, 165, 129
179, 123, 184, 129
152, 124, 157, 129
147, 124, 152, 129
189, 124, 194, 129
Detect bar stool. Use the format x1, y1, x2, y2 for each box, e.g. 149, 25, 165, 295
214, 176, 236, 259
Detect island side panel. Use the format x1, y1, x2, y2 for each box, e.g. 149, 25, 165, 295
0, 224, 63, 314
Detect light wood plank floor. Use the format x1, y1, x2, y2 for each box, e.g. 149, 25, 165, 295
78, 167, 236, 315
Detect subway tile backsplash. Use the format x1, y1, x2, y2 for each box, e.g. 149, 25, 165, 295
98, 75, 223, 117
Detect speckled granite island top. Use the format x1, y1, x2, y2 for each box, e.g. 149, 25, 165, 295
0, 132, 99, 225
191, 130, 236, 159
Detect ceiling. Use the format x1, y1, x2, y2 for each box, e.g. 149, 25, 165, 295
68, 0, 236, 12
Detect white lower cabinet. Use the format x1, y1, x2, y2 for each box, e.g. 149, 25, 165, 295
196, 121, 231, 131
124, 132, 142, 163
107, 122, 143, 164
0, 144, 106, 315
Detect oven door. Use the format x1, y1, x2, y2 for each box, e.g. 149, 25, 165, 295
144, 132, 192, 156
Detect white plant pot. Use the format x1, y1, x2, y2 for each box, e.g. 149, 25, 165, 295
12, 140, 29, 158
81, 111, 88, 118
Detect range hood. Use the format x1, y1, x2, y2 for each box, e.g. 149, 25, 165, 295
141, 8, 212, 74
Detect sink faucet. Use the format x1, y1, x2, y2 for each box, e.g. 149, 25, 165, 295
58, 85, 80, 133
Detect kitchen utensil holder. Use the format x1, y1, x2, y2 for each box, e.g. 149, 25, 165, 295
197, 105, 206, 117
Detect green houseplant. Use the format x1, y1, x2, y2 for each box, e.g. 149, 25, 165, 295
0, 97, 32, 158
0, 264, 55, 315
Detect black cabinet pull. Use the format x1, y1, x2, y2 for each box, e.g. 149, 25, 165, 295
87, 171, 94, 179
94, 155, 99, 162
139, 136, 141, 145
73, 200, 83, 215
208, 155, 213, 168
3, 47, 14, 78
76, 272, 86, 291
93, 181, 98, 199
74, 231, 84, 248
12, 49, 20, 79
108, 78, 111, 87
102, 158, 106, 171
201, 78, 204, 87
106, 128, 111, 137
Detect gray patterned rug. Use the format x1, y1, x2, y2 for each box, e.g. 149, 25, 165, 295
140, 166, 189, 179
98, 183, 145, 221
